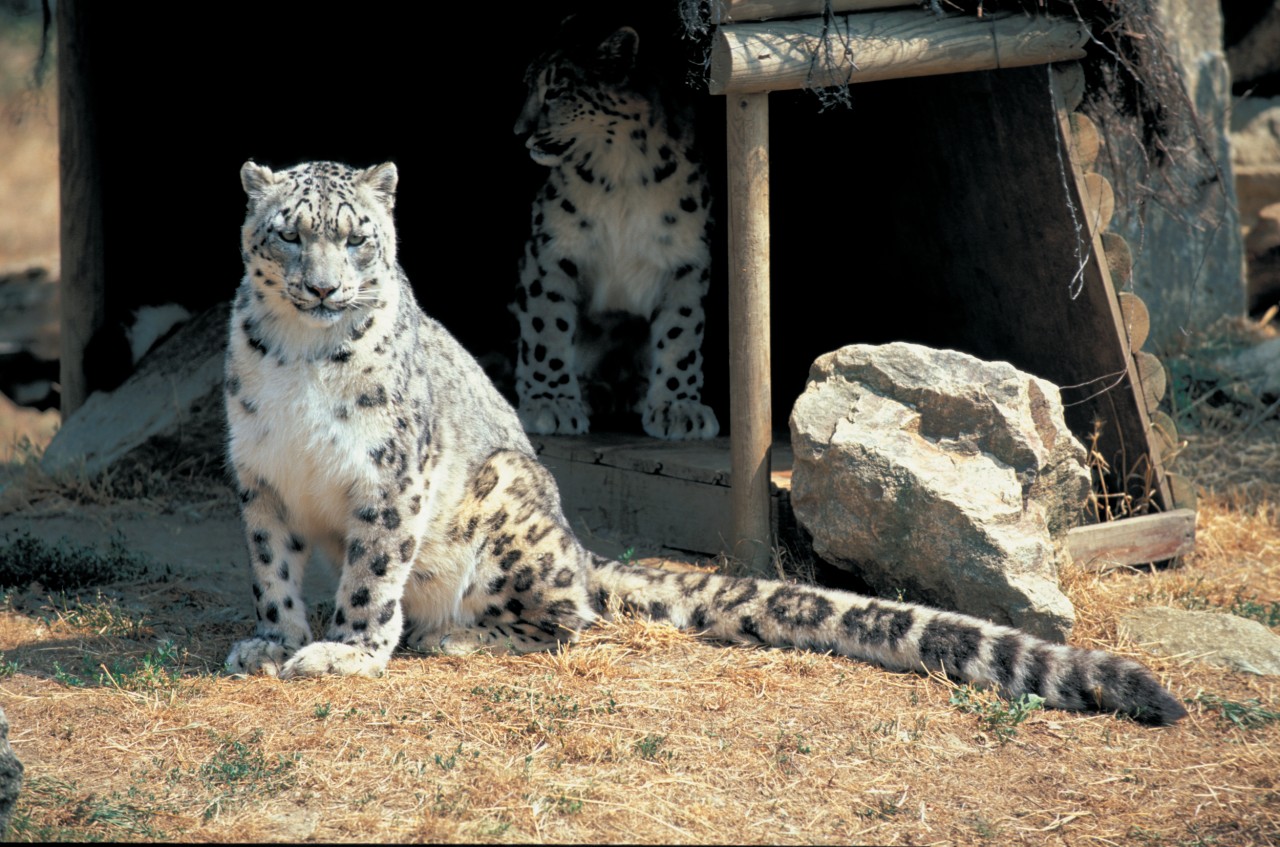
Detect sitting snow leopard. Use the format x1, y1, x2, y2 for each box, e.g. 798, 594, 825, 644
222, 159, 1185, 726
511, 25, 718, 439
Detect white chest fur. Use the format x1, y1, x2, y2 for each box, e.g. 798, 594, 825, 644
227, 325, 388, 546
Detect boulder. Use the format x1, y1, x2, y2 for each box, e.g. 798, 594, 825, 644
41, 302, 229, 479
0, 706, 21, 837
789, 343, 1091, 641
1214, 335, 1280, 401
1120, 607, 1280, 675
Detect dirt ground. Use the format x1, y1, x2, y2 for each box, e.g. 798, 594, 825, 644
1, 12, 1279, 846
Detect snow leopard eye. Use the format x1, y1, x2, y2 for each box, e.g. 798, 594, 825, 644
347, 234, 366, 247
278, 230, 299, 244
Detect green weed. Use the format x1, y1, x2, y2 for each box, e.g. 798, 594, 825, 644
6, 776, 169, 840
1172, 584, 1280, 628
49, 640, 186, 692
468, 684, 581, 737
1194, 693, 1280, 729
197, 729, 299, 795
0, 531, 149, 590
434, 743, 478, 772
634, 734, 671, 761
950, 687, 1045, 744
46, 591, 151, 638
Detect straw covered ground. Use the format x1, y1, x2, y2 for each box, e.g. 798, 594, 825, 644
0, 411, 1276, 845
0, 326, 1277, 844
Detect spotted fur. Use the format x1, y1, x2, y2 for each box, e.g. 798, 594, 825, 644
511, 26, 718, 439
224, 160, 1185, 726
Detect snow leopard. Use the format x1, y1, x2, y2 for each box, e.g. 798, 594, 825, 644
511, 24, 719, 439
222, 158, 1186, 726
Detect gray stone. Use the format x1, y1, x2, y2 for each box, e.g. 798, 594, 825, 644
0, 706, 22, 837
1092, 0, 1245, 350
1120, 607, 1280, 675
789, 343, 1090, 642
1229, 97, 1280, 168
41, 302, 229, 479
1214, 335, 1280, 400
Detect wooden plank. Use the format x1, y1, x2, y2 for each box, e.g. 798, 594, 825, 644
536, 438, 795, 558
57, 0, 106, 416
532, 434, 795, 491
1066, 509, 1196, 570
1117, 292, 1150, 350
1103, 232, 1133, 287
1052, 61, 1085, 111
541, 451, 736, 556
1068, 112, 1100, 171
709, 9, 1088, 94
1165, 472, 1198, 513
726, 92, 774, 573
1148, 409, 1179, 459
1081, 172, 1115, 233
720, 0, 918, 23
1133, 350, 1167, 412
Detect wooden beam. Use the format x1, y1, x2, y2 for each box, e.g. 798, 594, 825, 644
718, 0, 918, 24
710, 9, 1088, 94
726, 92, 773, 574
57, 0, 106, 416
1066, 509, 1196, 570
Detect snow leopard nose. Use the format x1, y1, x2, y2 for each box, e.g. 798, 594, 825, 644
306, 282, 337, 300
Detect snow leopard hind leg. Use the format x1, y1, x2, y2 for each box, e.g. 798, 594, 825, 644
399, 449, 602, 657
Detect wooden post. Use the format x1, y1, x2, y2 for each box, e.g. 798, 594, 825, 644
726, 93, 772, 574
57, 0, 106, 417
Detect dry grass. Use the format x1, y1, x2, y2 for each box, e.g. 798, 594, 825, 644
2, 409, 1278, 844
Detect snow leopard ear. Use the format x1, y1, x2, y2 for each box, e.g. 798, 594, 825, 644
597, 26, 639, 72
240, 160, 276, 207
361, 162, 399, 211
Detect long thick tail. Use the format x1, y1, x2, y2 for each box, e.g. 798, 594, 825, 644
588, 560, 1186, 725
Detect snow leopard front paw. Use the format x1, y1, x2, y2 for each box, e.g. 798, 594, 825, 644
643, 399, 720, 439
518, 397, 589, 435
278, 642, 387, 679
225, 637, 294, 677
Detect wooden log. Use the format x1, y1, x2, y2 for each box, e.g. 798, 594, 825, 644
1066, 508, 1196, 570
1068, 112, 1100, 171
1165, 472, 1198, 513
1117, 291, 1149, 351
57, 0, 106, 417
709, 9, 1089, 94
726, 92, 774, 574
1081, 172, 1115, 233
1148, 409, 1179, 460
1052, 61, 1085, 111
719, 0, 918, 23
1134, 350, 1167, 411
1102, 231, 1133, 287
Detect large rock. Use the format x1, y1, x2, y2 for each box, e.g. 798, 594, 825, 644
0, 706, 22, 837
1120, 607, 1280, 675
41, 302, 229, 478
789, 343, 1091, 641
1214, 335, 1280, 401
